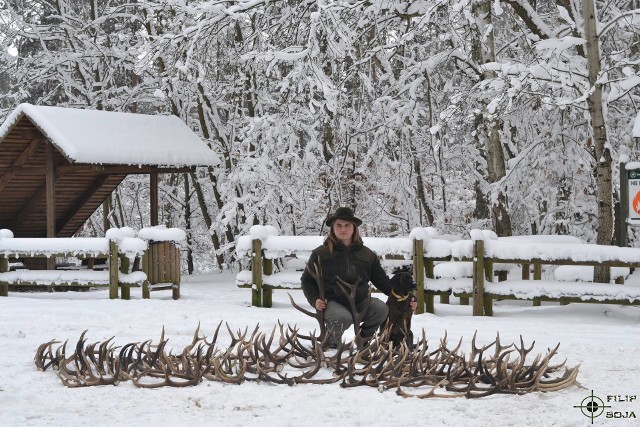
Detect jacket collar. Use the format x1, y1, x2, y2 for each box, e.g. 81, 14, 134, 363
325, 238, 363, 251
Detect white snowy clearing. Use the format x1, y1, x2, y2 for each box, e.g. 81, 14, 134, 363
1, 270, 639, 427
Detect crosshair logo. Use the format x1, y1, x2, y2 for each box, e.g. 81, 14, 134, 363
574, 390, 611, 424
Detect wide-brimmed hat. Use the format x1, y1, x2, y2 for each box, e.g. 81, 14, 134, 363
326, 207, 362, 227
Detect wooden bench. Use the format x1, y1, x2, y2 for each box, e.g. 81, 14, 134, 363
0, 235, 149, 299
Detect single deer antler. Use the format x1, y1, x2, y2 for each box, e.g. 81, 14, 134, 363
289, 261, 327, 346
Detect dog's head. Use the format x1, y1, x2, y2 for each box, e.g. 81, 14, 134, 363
388, 272, 417, 295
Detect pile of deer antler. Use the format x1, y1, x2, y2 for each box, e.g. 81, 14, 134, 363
34, 323, 580, 397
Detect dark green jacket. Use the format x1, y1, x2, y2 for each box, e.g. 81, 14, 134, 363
300, 239, 391, 309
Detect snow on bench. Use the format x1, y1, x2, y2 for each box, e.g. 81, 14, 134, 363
0, 228, 149, 298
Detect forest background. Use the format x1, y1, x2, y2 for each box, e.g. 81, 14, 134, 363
1, 0, 639, 275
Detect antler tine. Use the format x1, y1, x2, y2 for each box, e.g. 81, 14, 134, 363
287, 292, 325, 339
35, 339, 60, 372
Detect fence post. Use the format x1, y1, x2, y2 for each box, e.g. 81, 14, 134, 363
472, 239, 485, 316
424, 260, 435, 314
484, 257, 494, 316
436, 257, 449, 305
0, 255, 8, 297
171, 243, 181, 300
251, 239, 263, 307
533, 261, 542, 306
263, 257, 273, 308
109, 240, 119, 300
120, 254, 130, 300
413, 239, 426, 314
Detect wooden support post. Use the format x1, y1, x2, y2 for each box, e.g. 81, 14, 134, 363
0, 255, 8, 296
615, 276, 624, 285
436, 260, 450, 304
619, 162, 628, 247
533, 262, 542, 280
472, 239, 485, 316
484, 258, 493, 316
142, 280, 150, 299
413, 239, 426, 314
120, 255, 130, 300
533, 261, 542, 306
172, 244, 180, 300
263, 257, 273, 308
251, 239, 263, 307
109, 240, 119, 299
424, 259, 435, 314
46, 142, 56, 270
522, 263, 530, 280
150, 173, 159, 226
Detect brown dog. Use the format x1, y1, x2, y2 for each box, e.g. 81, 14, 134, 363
385, 272, 416, 350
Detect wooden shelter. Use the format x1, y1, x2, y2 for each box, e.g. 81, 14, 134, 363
0, 104, 219, 238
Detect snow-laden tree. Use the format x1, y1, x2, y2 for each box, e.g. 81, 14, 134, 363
2, 0, 639, 272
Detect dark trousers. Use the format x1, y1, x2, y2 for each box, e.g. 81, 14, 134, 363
324, 297, 388, 345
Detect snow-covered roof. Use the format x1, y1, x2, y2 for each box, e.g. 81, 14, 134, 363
0, 103, 220, 167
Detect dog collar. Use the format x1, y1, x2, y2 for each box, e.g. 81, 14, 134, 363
391, 289, 410, 302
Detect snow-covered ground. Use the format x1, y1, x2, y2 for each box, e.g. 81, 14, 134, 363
1, 271, 639, 427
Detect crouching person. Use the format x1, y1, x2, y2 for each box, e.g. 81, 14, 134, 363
301, 207, 416, 348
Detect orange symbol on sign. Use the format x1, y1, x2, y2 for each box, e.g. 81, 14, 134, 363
633, 191, 640, 215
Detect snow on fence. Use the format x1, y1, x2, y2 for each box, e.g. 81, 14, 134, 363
235, 226, 640, 315
0, 226, 186, 300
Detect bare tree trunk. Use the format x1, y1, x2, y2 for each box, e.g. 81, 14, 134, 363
583, 0, 612, 282
472, 0, 512, 237
189, 172, 225, 269
183, 173, 194, 275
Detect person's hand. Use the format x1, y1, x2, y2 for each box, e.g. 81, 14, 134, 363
410, 296, 418, 312
315, 298, 327, 311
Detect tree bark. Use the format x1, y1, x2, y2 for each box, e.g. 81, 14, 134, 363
471, 0, 512, 236
583, 0, 612, 282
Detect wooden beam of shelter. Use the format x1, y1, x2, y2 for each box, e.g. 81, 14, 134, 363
46, 142, 56, 238
0, 138, 41, 193
57, 175, 111, 236
10, 183, 48, 231
4, 165, 194, 176
150, 172, 158, 226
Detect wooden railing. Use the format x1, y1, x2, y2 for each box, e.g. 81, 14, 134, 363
0, 235, 148, 299
236, 227, 640, 315
0, 226, 185, 300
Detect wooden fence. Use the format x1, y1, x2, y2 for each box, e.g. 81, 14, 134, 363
236, 229, 640, 315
